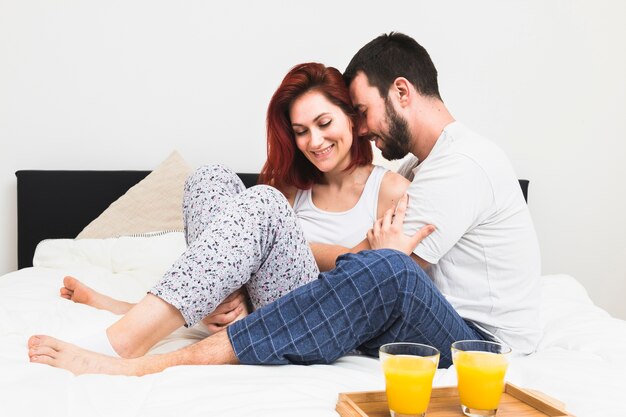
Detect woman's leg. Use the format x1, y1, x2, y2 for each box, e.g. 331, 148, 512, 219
60, 276, 135, 315
182, 164, 246, 246
58, 164, 245, 318
184, 164, 252, 327
105, 185, 318, 358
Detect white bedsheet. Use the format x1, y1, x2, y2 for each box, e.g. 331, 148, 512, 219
1, 234, 624, 417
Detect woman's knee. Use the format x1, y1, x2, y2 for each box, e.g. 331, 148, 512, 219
243, 185, 291, 213
186, 164, 233, 186
184, 164, 245, 200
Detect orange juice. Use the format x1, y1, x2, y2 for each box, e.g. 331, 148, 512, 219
382, 355, 437, 415
453, 350, 508, 410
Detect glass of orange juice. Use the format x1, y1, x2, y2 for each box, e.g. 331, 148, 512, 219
451, 340, 512, 417
379, 343, 440, 417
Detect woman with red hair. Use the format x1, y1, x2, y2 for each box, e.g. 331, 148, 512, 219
31, 63, 413, 365
259, 62, 410, 271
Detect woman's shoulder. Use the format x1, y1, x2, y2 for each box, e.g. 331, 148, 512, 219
379, 168, 410, 190
376, 168, 411, 214
365, 164, 410, 195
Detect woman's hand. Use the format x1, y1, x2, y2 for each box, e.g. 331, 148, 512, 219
201, 288, 249, 333
367, 194, 435, 255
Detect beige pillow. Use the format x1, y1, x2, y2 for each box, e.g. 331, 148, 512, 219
76, 151, 193, 239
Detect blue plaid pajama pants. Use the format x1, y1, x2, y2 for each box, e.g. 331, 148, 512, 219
227, 249, 487, 368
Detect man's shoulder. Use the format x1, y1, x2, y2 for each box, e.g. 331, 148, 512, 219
439, 122, 517, 188
396, 156, 419, 181
395, 122, 498, 182
446, 122, 509, 162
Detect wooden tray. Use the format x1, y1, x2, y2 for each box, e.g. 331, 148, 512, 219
336, 383, 574, 417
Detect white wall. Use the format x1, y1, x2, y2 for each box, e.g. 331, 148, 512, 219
1, 0, 625, 319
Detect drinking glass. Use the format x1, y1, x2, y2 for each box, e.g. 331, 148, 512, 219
379, 342, 440, 417
451, 340, 512, 417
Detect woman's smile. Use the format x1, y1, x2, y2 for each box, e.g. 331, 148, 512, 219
311, 144, 335, 159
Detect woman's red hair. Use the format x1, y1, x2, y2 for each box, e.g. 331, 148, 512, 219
258, 63, 373, 190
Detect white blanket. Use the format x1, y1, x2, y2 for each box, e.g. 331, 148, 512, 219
0, 233, 624, 417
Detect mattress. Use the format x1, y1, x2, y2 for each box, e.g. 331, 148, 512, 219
1, 233, 624, 416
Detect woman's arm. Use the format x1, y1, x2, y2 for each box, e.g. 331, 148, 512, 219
309, 171, 412, 271
370, 172, 434, 269
367, 194, 435, 270
276, 184, 352, 271
376, 171, 411, 219
309, 239, 370, 272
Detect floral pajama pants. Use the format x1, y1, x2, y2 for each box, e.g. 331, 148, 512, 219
149, 164, 319, 327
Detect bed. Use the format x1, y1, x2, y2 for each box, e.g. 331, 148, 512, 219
1, 170, 624, 417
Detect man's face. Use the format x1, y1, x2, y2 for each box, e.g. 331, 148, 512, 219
349, 72, 412, 161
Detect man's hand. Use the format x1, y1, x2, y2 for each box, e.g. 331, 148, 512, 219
201, 288, 249, 333
367, 194, 435, 255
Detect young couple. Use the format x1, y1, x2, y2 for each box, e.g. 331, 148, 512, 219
28, 32, 542, 376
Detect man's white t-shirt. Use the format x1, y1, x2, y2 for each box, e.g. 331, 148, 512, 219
399, 121, 542, 354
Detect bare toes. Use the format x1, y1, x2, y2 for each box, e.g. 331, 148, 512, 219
28, 334, 62, 351
60, 287, 73, 297
29, 345, 57, 359
63, 276, 79, 290
30, 354, 57, 366
28, 335, 42, 349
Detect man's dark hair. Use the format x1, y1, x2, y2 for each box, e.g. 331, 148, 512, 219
344, 32, 441, 100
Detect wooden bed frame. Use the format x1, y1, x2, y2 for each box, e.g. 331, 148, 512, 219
14, 170, 529, 270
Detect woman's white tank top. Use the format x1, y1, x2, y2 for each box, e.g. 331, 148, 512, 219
293, 165, 388, 248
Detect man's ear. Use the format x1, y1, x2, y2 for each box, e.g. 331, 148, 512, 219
391, 77, 412, 107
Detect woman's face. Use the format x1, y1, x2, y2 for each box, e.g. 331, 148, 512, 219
289, 90, 354, 175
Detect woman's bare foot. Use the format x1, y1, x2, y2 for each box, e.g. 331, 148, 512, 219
28, 335, 135, 376
60, 276, 95, 305
60, 276, 134, 315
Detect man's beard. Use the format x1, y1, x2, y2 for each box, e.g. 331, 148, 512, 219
378, 100, 412, 161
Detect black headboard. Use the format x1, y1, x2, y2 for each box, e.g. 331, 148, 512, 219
15, 170, 259, 269
15, 170, 528, 270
